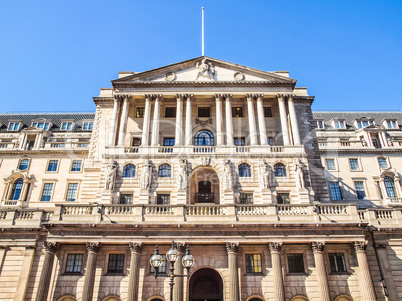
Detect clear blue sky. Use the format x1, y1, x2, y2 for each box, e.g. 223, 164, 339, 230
0, 0, 401, 112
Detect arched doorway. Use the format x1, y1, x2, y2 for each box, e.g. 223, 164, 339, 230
190, 168, 220, 204
189, 268, 223, 301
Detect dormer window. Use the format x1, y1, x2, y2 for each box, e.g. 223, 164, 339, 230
316, 120, 325, 129
385, 120, 398, 129
82, 122, 93, 130
32, 122, 50, 130
356, 120, 374, 128
332, 120, 346, 129
61, 121, 74, 131
8, 122, 20, 131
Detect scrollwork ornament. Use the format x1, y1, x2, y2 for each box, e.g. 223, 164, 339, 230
354, 241, 367, 252
311, 241, 325, 253
164, 72, 176, 82
268, 242, 282, 253
44, 241, 58, 254
86, 242, 101, 254
129, 242, 143, 254
226, 242, 239, 254
234, 71, 245, 81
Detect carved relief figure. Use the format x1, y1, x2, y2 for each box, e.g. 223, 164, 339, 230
195, 58, 215, 80
178, 159, 187, 191
105, 159, 117, 191
295, 159, 305, 189
223, 160, 233, 191
259, 159, 269, 190
141, 159, 152, 190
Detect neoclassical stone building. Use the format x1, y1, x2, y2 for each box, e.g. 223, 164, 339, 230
0, 57, 402, 301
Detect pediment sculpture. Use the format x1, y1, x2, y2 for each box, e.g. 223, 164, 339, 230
195, 58, 215, 80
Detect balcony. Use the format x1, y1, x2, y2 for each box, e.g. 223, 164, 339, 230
195, 193, 215, 203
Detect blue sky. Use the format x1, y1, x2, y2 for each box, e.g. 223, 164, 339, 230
0, 0, 401, 112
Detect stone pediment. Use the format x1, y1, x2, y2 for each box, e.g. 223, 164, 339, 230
112, 56, 296, 87
21, 126, 49, 133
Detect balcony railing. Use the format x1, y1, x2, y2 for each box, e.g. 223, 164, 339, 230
195, 193, 215, 203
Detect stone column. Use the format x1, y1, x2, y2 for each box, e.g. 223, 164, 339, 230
151, 94, 162, 146
82, 242, 101, 301
269, 242, 285, 301
118, 95, 131, 146
246, 94, 258, 146
185, 94, 194, 146
224, 94, 234, 145
374, 243, 398, 301
215, 94, 224, 146
226, 242, 240, 301
311, 242, 331, 301
35, 133, 43, 149
128, 242, 143, 301
14, 246, 35, 301
256, 94, 268, 145
173, 243, 186, 301
277, 94, 290, 146
0, 246, 7, 270
175, 94, 184, 146
36, 242, 58, 301
287, 95, 301, 145
141, 95, 153, 146
395, 178, 402, 198
109, 96, 121, 146
354, 241, 377, 301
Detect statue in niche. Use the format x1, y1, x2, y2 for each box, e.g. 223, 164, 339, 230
195, 58, 215, 80
141, 159, 152, 190
294, 159, 305, 189
259, 159, 269, 190
178, 159, 187, 191
223, 160, 233, 191
105, 159, 117, 191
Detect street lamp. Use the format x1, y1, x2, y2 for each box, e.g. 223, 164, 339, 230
150, 241, 195, 301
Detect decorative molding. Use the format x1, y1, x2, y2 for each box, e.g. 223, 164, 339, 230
311, 241, 325, 252
195, 117, 212, 126
164, 72, 176, 82
176, 242, 186, 254
129, 242, 143, 254
354, 241, 367, 252
86, 242, 101, 254
226, 242, 239, 254
43, 241, 58, 253
268, 242, 282, 253
374, 243, 387, 250
233, 72, 245, 81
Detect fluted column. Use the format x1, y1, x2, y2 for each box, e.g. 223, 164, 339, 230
109, 96, 121, 146
269, 242, 285, 301
118, 95, 131, 146
277, 94, 290, 146
256, 94, 268, 145
82, 242, 101, 301
224, 94, 234, 145
354, 241, 377, 301
311, 242, 331, 301
215, 94, 224, 146
173, 243, 186, 301
141, 95, 152, 146
128, 242, 143, 301
185, 94, 194, 145
246, 94, 258, 146
287, 95, 301, 145
226, 242, 240, 301
36, 242, 58, 301
151, 94, 162, 146
175, 94, 184, 146
374, 243, 398, 301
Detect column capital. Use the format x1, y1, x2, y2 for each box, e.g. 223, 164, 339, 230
277, 94, 285, 101
226, 242, 239, 254
185, 94, 194, 100
113, 94, 123, 102
354, 241, 367, 252
152, 94, 163, 101
176, 242, 186, 254
256, 93, 264, 101
287, 94, 295, 101
86, 242, 101, 254
129, 242, 143, 254
223, 94, 233, 101
245, 93, 255, 101
311, 241, 325, 253
214, 94, 222, 101
114, 94, 131, 101
43, 241, 58, 254
175, 94, 184, 101
268, 242, 282, 253
144, 94, 154, 102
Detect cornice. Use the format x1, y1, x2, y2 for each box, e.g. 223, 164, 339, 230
319, 148, 402, 154
112, 80, 295, 88
0, 149, 89, 155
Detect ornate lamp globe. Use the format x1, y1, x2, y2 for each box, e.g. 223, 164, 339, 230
182, 245, 195, 268
166, 242, 179, 263
150, 245, 163, 268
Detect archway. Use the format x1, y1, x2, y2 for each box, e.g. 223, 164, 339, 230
190, 168, 220, 204
189, 268, 223, 301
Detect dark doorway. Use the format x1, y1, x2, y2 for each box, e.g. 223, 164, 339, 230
197, 181, 213, 203
189, 268, 223, 301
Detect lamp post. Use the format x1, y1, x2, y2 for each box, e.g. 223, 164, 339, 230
150, 241, 195, 301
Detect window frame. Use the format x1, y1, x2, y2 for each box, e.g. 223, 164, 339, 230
377, 156, 389, 169
158, 164, 171, 178
60, 121, 74, 131
65, 182, 80, 202
70, 160, 83, 173
325, 158, 337, 171
316, 120, 325, 129
277, 193, 290, 204
232, 107, 243, 118
7, 122, 20, 131
82, 121, 93, 130
32, 121, 51, 130
238, 163, 251, 178
64, 253, 84, 274
286, 252, 306, 275
120, 193, 133, 205
332, 120, 346, 129
245, 253, 262, 274
46, 159, 60, 173
263, 107, 273, 118
348, 158, 361, 171
18, 158, 30, 171
197, 106, 211, 118
239, 192, 253, 204
165, 107, 176, 118
274, 163, 287, 177
156, 194, 171, 205
107, 253, 126, 274
163, 137, 175, 146
136, 107, 145, 118
385, 119, 398, 129
123, 164, 136, 178
234, 137, 246, 146
354, 180, 366, 200
40, 181, 56, 202
328, 252, 348, 274
329, 181, 343, 201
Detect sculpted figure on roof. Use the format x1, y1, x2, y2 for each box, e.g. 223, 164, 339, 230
195, 58, 215, 80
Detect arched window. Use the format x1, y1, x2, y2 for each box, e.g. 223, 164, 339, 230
290, 296, 309, 301
11, 179, 24, 200
123, 164, 136, 178
159, 164, 171, 177
57, 296, 77, 301
194, 130, 214, 146
334, 296, 353, 301
384, 177, 397, 198
18, 159, 29, 170
102, 296, 121, 301
274, 163, 286, 177
238, 163, 251, 177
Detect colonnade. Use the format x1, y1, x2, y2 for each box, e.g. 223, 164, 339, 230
108, 93, 301, 147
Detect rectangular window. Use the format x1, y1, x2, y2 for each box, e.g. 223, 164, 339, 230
198, 107, 210, 118
66, 183, 78, 202
354, 181, 366, 200
333, 120, 346, 129
349, 158, 359, 171
136, 107, 145, 118
150, 254, 167, 274
329, 253, 347, 273
132, 138, 142, 146
47, 160, 59, 172
357, 120, 373, 128
8, 122, 20, 131
232, 107, 243, 117
263, 107, 272, 117
239, 193, 253, 204
267, 137, 273, 145
316, 120, 325, 129
107, 254, 125, 273
163, 138, 175, 146
65, 254, 83, 273
245, 254, 262, 273
120, 194, 133, 204
83, 122, 93, 130
325, 159, 336, 170
287, 253, 305, 273
41, 183, 54, 202
378, 157, 388, 168
387, 120, 397, 129
234, 137, 245, 146
71, 160, 82, 172
277, 193, 290, 204
330, 182, 342, 201
61, 122, 73, 130
165, 107, 176, 118
157, 194, 170, 205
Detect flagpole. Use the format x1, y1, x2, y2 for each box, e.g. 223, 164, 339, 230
202, 7, 205, 56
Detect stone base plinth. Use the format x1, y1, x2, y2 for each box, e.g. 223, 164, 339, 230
176, 190, 187, 205
261, 189, 272, 204
223, 191, 234, 204
298, 188, 310, 204
101, 190, 112, 203
139, 190, 149, 204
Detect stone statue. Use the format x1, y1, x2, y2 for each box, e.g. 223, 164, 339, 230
295, 159, 305, 189
195, 58, 215, 80
178, 159, 187, 191
105, 159, 117, 191
361, 138, 367, 147
259, 159, 269, 190
141, 159, 152, 190
223, 160, 233, 191
387, 137, 394, 147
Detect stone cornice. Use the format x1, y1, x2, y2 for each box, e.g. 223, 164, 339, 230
0, 149, 89, 155
113, 80, 295, 88
319, 148, 402, 154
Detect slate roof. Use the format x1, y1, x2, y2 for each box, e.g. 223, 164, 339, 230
0, 113, 95, 133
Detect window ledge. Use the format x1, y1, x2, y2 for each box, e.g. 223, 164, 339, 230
244, 272, 264, 276
62, 272, 83, 276
105, 272, 126, 276
329, 272, 350, 275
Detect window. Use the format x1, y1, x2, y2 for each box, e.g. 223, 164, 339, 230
325, 159, 336, 170
107, 254, 125, 273
8, 122, 20, 131
120, 194, 133, 205
11, 179, 24, 200
158, 164, 171, 177
157, 194, 170, 205
47, 160, 59, 172
356, 120, 373, 128
274, 163, 286, 177
163, 138, 175, 146
384, 177, 397, 198
123, 164, 136, 178
267, 137, 273, 145
330, 182, 342, 201
238, 163, 251, 177
150, 254, 167, 274
136, 107, 145, 118
239, 193, 253, 204
41, 183, 54, 202
61, 122, 73, 130
65, 254, 83, 273
287, 254, 305, 273
333, 120, 346, 129
194, 130, 214, 146
277, 193, 290, 204
328, 253, 347, 273
232, 107, 243, 117
378, 157, 388, 168
32, 122, 50, 130
71, 160, 82, 172
349, 158, 359, 171
386, 120, 398, 129
245, 254, 262, 273
198, 107, 210, 118
316, 120, 325, 129
263, 107, 272, 117
132, 138, 141, 146
354, 181, 366, 200
234, 137, 245, 146
165, 107, 176, 118
66, 183, 78, 201
82, 122, 93, 130
18, 159, 29, 170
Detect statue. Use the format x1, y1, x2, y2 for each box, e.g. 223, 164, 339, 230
223, 160, 233, 191
105, 159, 117, 191
141, 159, 152, 190
387, 137, 394, 147
295, 159, 305, 189
178, 159, 187, 191
259, 159, 269, 190
361, 138, 367, 147
195, 58, 215, 80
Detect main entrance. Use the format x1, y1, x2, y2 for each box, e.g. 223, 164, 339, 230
190, 168, 220, 204
189, 268, 223, 301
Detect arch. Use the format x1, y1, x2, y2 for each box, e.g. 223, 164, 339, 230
158, 163, 171, 177
274, 163, 287, 177
57, 296, 77, 301
189, 267, 223, 301
384, 176, 397, 198
246, 295, 265, 301
102, 296, 121, 301
334, 296, 353, 301
194, 129, 214, 146
123, 164, 136, 178
290, 296, 309, 301
238, 163, 251, 177
18, 158, 30, 171
11, 178, 24, 200
190, 167, 220, 204
146, 297, 165, 301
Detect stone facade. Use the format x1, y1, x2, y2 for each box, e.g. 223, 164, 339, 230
0, 57, 401, 301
